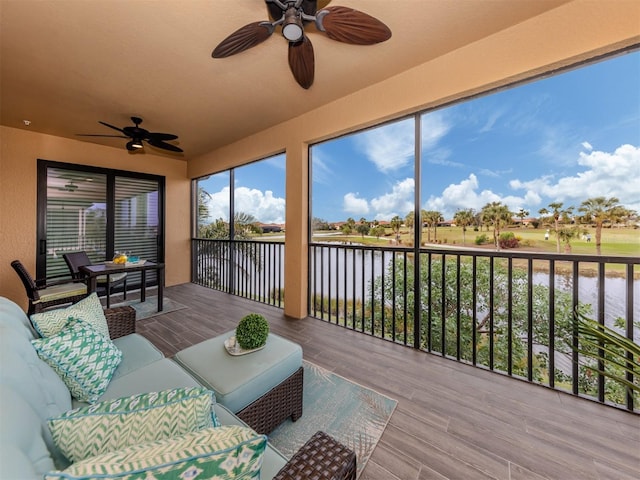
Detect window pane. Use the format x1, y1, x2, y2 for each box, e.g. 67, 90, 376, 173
234, 154, 285, 240
195, 171, 230, 239
114, 176, 160, 286
46, 168, 107, 278
311, 117, 416, 243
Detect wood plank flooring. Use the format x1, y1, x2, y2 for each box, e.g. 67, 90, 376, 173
135, 283, 640, 480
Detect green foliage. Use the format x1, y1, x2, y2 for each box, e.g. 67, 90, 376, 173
236, 313, 270, 349
475, 234, 490, 245
367, 256, 558, 374
498, 231, 519, 249
571, 310, 640, 400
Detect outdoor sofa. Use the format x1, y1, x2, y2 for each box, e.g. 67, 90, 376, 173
0, 294, 355, 479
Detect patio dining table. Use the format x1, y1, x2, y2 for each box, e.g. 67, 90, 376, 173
79, 261, 165, 311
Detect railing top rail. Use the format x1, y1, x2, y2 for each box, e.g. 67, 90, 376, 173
193, 238, 285, 246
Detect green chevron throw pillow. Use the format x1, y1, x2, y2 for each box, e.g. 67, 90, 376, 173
44, 426, 267, 480
31, 319, 122, 403
31, 293, 109, 338
48, 387, 220, 463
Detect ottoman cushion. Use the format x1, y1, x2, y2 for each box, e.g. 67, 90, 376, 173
174, 333, 302, 413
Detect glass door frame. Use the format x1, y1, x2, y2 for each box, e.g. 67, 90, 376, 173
36, 159, 166, 280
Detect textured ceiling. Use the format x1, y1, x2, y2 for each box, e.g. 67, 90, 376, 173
0, 0, 570, 160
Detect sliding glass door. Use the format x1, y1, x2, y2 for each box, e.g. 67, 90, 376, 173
37, 160, 165, 290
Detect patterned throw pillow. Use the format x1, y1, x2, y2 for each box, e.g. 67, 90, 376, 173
31, 319, 122, 403
49, 387, 220, 463
30, 293, 110, 338
44, 425, 267, 480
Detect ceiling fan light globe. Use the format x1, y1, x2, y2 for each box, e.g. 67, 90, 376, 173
282, 22, 303, 41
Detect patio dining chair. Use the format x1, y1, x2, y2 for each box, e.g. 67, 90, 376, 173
10, 259, 88, 315
63, 251, 127, 307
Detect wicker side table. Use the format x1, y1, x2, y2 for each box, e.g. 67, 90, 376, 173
274, 431, 356, 480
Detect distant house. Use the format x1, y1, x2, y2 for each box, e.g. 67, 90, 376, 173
260, 223, 284, 233
511, 217, 537, 227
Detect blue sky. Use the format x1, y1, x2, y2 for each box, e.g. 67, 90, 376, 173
199, 50, 639, 224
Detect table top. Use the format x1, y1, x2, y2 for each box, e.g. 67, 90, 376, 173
79, 261, 164, 275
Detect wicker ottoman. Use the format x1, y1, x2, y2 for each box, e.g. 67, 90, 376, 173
273, 431, 357, 480
174, 331, 303, 435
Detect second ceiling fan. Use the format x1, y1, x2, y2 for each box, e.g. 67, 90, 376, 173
212, 0, 392, 89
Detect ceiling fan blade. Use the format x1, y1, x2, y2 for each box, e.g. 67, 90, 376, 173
77, 134, 128, 138
147, 132, 178, 141
288, 35, 315, 89
212, 22, 274, 58
147, 139, 184, 153
98, 121, 128, 134
316, 6, 392, 45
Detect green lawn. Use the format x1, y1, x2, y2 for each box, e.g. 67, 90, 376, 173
311, 226, 640, 257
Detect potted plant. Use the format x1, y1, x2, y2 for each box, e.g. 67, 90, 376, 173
235, 313, 270, 350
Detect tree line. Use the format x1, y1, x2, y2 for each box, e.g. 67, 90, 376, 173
316, 196, 635, 255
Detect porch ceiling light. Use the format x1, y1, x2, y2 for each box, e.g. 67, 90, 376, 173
282, 8, 303, 42
127, 139, 144, 150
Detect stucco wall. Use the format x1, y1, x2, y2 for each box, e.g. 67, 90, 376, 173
0, 126, 190, 309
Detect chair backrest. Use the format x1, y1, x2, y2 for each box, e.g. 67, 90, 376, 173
62, 252, 93, 279
10, 260, 38, 301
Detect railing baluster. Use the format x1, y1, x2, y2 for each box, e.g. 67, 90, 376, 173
549, 259, 556, 388
626, 263, 635, 411
598, 262, 606, 404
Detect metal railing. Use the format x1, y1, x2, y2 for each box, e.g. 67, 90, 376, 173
309, 242, 639, 412
191, 236, 638, 411
192, 238, 284, 307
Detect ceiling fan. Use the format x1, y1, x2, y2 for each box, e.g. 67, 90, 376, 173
212, 0, 392, 89
78, 117, 183, 153
58, 181, 78, 192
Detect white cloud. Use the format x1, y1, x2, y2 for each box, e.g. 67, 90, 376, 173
343, 193, 369, 216
581, 141, 593, 151
370, 178, 415, 220
424, 174, 538, 219
234, 187, 286, 224
205, 186, 231, 221
354, 113, 452, 173
421, 112, 451, 150
355, 119, 415, 172
510, 144, 640, 212
311, 152, 333, 185
206, 186, 286, 224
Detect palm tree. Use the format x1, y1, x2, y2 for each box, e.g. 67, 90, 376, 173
390, 215, 403, 243
481, 202, 512, 250
539, 202, 574, 254
573, 310, 640, 397
578, 196, 620, 255
423, 210, 443, 242
453, 208, 475, 246
516, 208, 529, 227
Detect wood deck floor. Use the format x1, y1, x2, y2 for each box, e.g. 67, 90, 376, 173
135, 283, 639, 480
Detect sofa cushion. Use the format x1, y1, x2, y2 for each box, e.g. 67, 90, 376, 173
30, 293, 108, 338
111, 333, 165, 380
32, 320, 122, 403
0, 385, 56, 478
92, 358, 202, 405
0, 296, 38, 340
48, 387, 219, 463
44, 426, 267, 480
